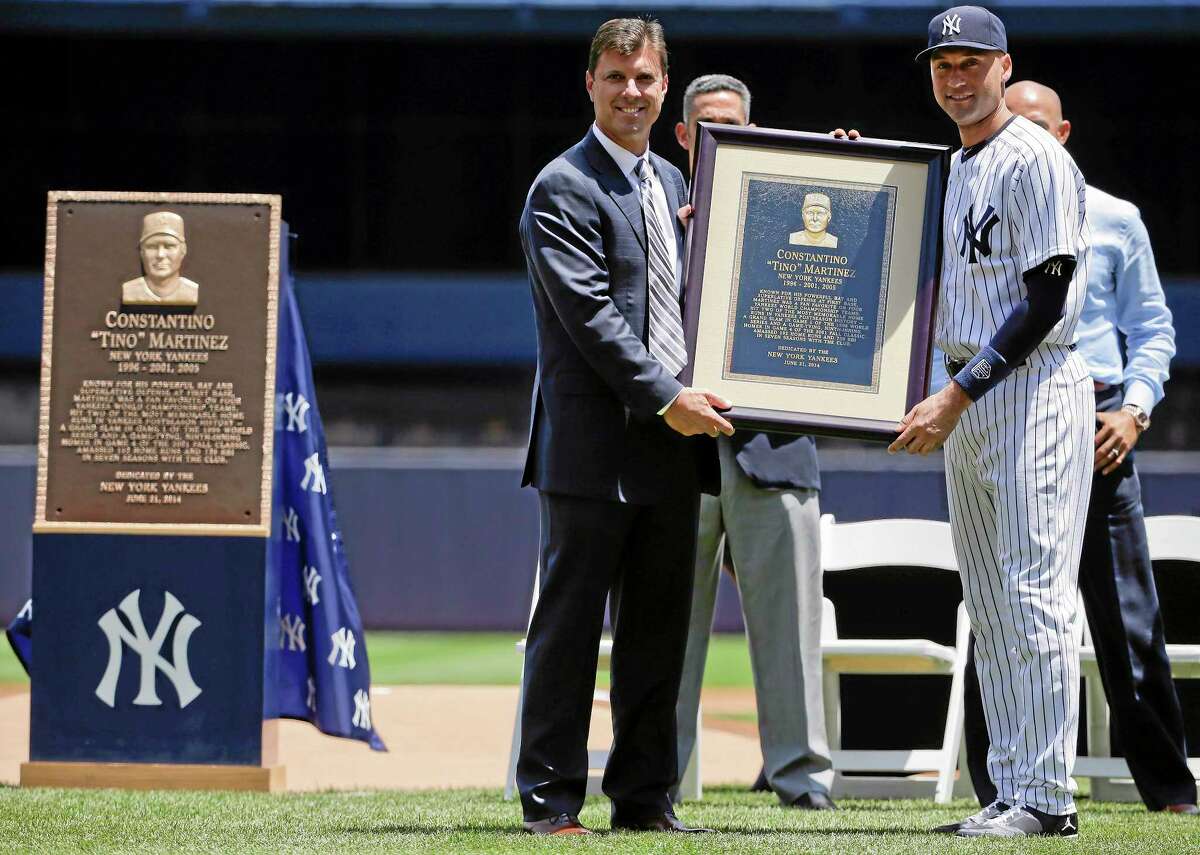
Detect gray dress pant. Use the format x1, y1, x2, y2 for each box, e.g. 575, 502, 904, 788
673, 438, 833, 803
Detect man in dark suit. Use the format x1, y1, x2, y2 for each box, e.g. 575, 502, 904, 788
669, 74, 834, 811
516, 18, 734, 836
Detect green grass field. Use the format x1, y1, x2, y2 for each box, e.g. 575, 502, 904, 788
3, 633, 1195, 852
0, 630, 757, 688
0, 786, 1192, 854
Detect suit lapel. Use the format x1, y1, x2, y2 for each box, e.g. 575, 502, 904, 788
583, 131, 646, 251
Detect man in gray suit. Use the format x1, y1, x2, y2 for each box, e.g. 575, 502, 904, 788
516, 20, 734, 836
671, 74, 835, 811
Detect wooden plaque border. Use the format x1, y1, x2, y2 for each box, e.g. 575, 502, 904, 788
682, 125, 950, 442
34, 191, 282, 537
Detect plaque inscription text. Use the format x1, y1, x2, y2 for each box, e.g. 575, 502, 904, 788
37, 194, 279, 532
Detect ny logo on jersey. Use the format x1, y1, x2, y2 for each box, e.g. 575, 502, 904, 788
942, 13, 961, 35
958, 204, 1000, 263
95, 589, 202, 709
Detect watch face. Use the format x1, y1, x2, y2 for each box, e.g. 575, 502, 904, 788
1123, 405, 1149, 429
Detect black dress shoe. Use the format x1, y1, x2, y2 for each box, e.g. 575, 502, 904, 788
789, 792, 837, 810
610, 811, 714, 833
750, 767, 772, 793
1164, 803, 1199, 815
523, 813, 592, 835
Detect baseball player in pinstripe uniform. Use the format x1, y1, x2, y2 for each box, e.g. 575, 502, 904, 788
953, 80, 1197, 817
891, 7, 1094, 838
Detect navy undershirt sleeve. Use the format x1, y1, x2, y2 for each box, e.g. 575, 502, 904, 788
952, 255, 1076, 400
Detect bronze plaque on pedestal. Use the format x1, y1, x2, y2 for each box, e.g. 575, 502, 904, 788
35, 191, 281, 536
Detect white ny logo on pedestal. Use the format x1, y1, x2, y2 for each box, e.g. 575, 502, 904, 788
95, 589, 202, 709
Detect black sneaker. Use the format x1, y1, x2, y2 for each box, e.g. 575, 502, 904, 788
957, 805, 1079, 838
931, 800, 1008, 834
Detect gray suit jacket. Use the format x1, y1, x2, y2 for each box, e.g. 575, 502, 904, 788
520, 129, 717, 502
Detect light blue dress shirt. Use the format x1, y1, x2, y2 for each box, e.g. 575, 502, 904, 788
1074, 184, 1175, 413
930, 185, 1175, 414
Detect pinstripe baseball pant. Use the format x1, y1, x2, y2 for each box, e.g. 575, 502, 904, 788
944, 346, 1094, 815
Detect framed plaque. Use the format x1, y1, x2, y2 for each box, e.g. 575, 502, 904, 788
682, 124, 950, 441
35, 191, 281, 535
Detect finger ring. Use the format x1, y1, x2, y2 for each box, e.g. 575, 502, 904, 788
1108, 448, 1119, 458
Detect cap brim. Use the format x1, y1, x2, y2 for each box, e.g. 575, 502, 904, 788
914, 40, 1005, 62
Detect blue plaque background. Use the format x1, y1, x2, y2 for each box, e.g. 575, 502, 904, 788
728, 177, 895, 390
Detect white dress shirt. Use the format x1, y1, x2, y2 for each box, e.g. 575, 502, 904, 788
592, 123, 686, 414
591, 123, 680, 298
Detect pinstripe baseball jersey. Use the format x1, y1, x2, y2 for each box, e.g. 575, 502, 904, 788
937, 114, 1090, 360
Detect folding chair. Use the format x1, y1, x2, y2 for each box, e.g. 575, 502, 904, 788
819, 513, 973, 804
503, 561, 702, 800
1076, 514, 1200, 801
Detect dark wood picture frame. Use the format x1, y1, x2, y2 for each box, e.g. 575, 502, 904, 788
682, 123, 950, 441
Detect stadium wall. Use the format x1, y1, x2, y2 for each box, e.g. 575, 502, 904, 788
3, 447, 1199, 632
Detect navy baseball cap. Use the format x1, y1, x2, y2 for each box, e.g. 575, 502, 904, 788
915, 6, 1008, 62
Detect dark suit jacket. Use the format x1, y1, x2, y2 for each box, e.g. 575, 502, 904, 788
729, 431, 821, 491
520, 129, 716, 503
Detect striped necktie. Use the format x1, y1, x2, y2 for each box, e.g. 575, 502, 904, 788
637, 159, 688, 377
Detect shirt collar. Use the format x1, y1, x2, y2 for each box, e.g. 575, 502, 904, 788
592, 122, 650, 180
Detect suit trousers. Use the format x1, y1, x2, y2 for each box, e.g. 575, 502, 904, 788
963, 386, 1196, 810
517, 488, 700, 821
673, 438, 832, 804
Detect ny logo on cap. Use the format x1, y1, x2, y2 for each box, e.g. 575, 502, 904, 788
942, 13, 962, 36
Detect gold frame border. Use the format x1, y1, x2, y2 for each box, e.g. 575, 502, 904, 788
34, 190, 282, 538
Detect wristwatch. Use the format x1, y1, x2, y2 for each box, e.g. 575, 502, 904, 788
1121, 403, 1151, 432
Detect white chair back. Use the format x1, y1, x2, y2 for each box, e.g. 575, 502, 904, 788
820, 514, 958, 574
1145, 515, 1200, 563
